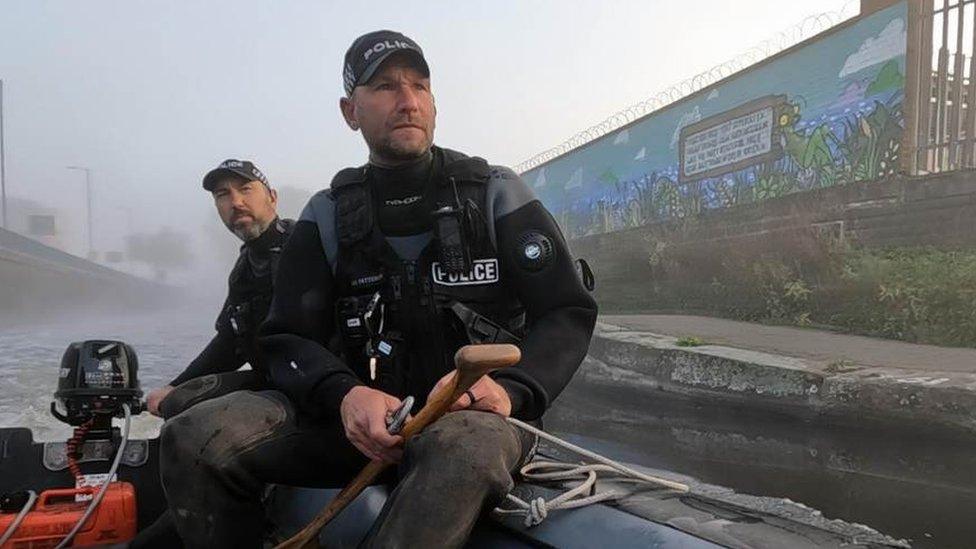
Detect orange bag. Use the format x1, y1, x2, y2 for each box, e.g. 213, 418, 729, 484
0, 482, 137, 548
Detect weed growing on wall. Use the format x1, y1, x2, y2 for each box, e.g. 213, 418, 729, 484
613, 236, 976, 348
830, 247, 976, 345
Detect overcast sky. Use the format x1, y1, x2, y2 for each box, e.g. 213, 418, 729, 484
0, 0, 854, 283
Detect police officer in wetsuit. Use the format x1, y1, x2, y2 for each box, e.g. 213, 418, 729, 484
159, 31, 597, 548
145, 159, 294, 419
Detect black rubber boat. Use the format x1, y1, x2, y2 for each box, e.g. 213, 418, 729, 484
0, 340, 908, 548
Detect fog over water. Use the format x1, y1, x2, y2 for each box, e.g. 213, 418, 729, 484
0, 308, 210, 440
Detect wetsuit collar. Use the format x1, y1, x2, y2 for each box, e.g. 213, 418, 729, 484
368, 148, 433, 174
242, 216, 287, 274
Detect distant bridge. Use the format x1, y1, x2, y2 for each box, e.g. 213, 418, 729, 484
0, 227, 166, 312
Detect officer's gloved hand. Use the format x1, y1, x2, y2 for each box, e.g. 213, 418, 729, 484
340, 386, 405, 463
427, 371, 512, 417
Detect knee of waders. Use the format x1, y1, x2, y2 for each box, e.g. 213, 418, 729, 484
404, 411, 519, 497
160, 390, 288, 477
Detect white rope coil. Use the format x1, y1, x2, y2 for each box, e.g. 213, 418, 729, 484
496, 417, 689, 528
496, 461, 626, 527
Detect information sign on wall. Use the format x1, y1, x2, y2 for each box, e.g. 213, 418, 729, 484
679, 95, 787, 183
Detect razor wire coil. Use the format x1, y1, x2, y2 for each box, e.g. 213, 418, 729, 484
512, 1, 860, 174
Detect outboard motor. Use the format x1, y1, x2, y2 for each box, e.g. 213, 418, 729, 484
51, 340, 143, 434
3, 341, 144, 547
1, 341, 144, 547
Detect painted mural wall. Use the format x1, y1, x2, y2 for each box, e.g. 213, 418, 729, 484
524, 2, 908, 239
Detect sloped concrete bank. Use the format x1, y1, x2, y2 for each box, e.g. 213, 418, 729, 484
587, 322, 976, 434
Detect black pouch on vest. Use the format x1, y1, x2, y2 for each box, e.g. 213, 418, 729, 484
227, 302, 251, 336
336, 295, 376, 341
433, 205, 471, 276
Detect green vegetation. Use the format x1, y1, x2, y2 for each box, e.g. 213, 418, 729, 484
616, 240, 976, 348
675, 336, 705, 347
866, 60, 905, 96
825, 360, 860, 374
830, 247, 976, 345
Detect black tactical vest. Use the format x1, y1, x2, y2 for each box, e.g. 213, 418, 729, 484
216, 218, 295, 368
328, 147, 523, 401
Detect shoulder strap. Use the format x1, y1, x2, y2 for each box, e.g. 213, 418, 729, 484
330, 166, 372, 246
330, 166, 368, 190
267, 218, 295, 276
276, 217, 296, 236
439, 147, 490, 186
434, 149, 493, 257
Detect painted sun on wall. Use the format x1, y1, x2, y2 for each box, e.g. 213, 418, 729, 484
524, 2, 908, 238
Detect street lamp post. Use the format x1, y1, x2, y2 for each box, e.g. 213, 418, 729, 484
1, 79, 7, 230
66, 166, 94, 258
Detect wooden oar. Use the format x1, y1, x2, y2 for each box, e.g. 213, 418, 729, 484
275, 343, 521, 549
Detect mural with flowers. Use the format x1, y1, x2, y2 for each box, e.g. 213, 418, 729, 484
524, 2, 907, 238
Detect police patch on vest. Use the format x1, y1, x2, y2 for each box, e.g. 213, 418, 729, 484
516, 231, 555, 272
431, 259, 499, 286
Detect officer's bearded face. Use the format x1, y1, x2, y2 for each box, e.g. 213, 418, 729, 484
341, 54, 435, 165
212, 178, 278, 241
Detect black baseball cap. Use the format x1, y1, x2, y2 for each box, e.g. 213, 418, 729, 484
202, 159, 270, 191
343, 30, 430, 96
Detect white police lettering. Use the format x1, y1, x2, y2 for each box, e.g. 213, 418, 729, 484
222, 160, 244, 168
363, 40, 410, 62
431, 259, 499, 286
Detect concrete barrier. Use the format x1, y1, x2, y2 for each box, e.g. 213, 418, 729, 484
588, 322, 976, 434
0, 227, 171, 313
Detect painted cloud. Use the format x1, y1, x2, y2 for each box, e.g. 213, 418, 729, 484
533, 167, 547, 188
839, 18, 906, 78
565, 167, 583, 190
613, 129, 630, 145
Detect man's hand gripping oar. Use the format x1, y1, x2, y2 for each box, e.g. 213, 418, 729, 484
275, 343, 521, 549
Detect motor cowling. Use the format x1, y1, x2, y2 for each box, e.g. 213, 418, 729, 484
51, 340, 143, 426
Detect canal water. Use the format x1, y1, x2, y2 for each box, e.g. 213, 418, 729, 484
547, 363, 976, 549
0, 308, 212, 442
2, 310, 973, 548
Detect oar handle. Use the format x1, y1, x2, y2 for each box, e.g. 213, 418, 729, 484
275, 343, 520, 549
399, 344, 521, 439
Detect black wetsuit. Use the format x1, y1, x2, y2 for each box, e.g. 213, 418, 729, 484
261, 147, 598, 420
159, 217, 294, 418
159, 148, 597, 548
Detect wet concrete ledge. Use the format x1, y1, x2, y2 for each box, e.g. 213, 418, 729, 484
588, 322, 976, 435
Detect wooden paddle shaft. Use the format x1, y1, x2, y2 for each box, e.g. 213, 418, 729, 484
275, 343, 521, 549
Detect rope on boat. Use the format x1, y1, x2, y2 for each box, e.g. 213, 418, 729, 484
495, 417, 689, 528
